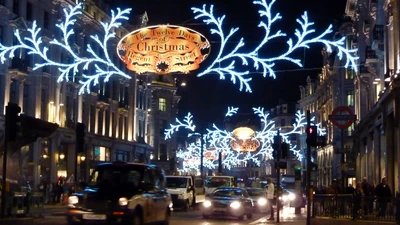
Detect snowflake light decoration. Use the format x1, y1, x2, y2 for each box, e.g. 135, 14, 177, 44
192, 0, 359, 92
0, 3, 131, 95
0, 1, 357, 94
165, 107, 326, 172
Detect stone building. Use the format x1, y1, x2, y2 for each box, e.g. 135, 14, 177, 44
147, 74, 181, 175
298, 18, 357, 189
346, 0, 400, 193
0, 0, 158, 188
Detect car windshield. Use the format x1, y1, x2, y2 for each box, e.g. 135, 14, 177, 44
206, 177, 231, 187
166, 177, 188, 188
247, 189, 265, 197
89, 166, 143, 189
213, 189, 242, 197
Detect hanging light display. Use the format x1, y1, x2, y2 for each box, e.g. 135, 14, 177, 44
165, 107, 326, 172
0, 1, 357, 95
230, 127, 260, 152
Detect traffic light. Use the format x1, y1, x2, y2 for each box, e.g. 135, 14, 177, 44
295, 166, 301, 181
306, 126, 327, 147
306, 126, 317, 146
272, 135, 280, 159
76, 122, 86, 153
5, 103, 21, 141
280, 142, 289, 159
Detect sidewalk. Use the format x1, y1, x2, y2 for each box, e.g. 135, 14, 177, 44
250, 214, 307, 225
43, 204, 67, 216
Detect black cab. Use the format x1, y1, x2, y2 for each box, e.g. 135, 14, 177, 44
66, 162, 172, 225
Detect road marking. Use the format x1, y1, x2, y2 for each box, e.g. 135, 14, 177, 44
249, 215, 270, 224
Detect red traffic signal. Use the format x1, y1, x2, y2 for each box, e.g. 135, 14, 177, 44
306, 126, 327, 147
306, 126, 317, 135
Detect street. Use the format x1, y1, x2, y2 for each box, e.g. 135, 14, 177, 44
0, 206, 306, 225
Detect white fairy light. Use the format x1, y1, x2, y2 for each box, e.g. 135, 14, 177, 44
165, 107, 326, 171
191, 0, 359, 92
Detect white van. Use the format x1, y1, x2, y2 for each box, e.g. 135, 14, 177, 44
166, 176, 206, 210
204, 176, 235, 194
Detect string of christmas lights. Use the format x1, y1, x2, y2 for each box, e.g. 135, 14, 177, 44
165, 107, 326, 173
192, 0, 359, 93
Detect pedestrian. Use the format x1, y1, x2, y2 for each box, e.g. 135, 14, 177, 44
375, 177, 392, 217
266, 178, 275, 220
361, 177, 372, 215
47, 183, 53, 204
353, 182, 364, 219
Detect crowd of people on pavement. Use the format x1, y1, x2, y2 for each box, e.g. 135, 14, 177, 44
315, 177, 393, 217
38, 176, 76, 205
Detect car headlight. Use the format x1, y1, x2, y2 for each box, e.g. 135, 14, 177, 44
178, 194, 184, 199
203, 200, 212, 208
68, 196, 79, 205
230, 201, 241, 209
288, 193, 295, 201
119, 197, 128, 206
257, 198, 267, 206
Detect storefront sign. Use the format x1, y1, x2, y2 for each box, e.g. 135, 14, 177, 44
117, 25, 211, 75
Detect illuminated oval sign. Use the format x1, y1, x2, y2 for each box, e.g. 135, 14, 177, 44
117, 25, 211, 75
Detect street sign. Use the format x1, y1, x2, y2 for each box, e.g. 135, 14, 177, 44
328, 106, 356, 129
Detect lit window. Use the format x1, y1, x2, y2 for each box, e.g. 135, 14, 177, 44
159, 98, 166, 111
346, 69, 354, 79
346, 90, 354, 106
93, 146, 111, 161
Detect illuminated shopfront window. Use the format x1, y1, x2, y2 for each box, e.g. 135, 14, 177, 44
93, 146, 111, 161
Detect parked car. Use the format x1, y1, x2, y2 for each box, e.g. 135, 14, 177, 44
201, 187, 253, 220
66, 161, 172, 225
245, 188, 268, 213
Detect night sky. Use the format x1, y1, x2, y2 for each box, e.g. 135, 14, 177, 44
109, 0, 347, 126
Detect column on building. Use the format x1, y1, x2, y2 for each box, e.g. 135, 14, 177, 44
49, 135, 60, 184
32, 138, 42, 189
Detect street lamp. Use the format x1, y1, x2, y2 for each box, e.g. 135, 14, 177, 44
59, 153, 65, 160
150, 153, 154, 160
80, 155, 86, 161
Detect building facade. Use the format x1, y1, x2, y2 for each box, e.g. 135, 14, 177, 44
148, 74, 181, 175
0, 0, 156, 189
298, 22, 357, 189
346, 0, 400, 193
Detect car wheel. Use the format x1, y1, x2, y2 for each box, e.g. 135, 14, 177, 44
160, 208, 171, 225
237, 215, 244, 220
132, 210, 144, 225
66, 216, 79, 225
247, 212, 253, 219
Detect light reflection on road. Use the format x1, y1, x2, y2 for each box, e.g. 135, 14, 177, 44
170, 206, 306, 225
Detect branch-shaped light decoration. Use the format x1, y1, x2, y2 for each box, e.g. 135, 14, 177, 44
192, 0, 359, 92
164, 113, 196, 140
0, 1, 358, 94
0, 3, 132, 95
165, 107, 325, 172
